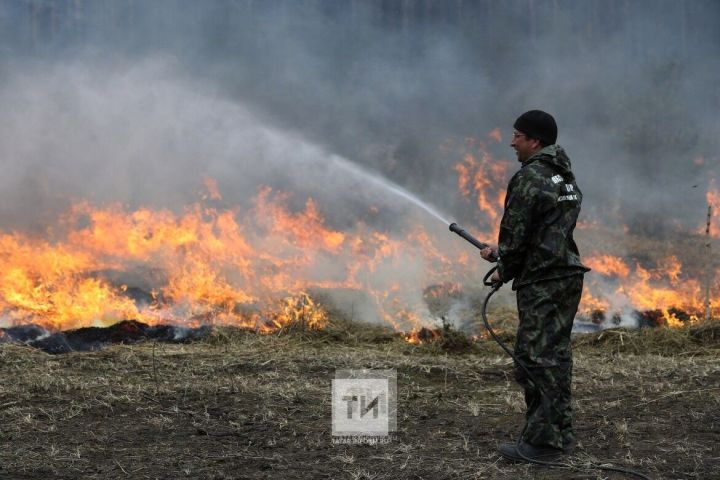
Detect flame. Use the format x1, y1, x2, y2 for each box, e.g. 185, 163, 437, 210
445, 130, 719, 328
0, 234, 141, 329
423, 282, 462, 300
453, 130, 511, 240
450, 135, 719, 331
580, 253, 712, 327
0, 180, 471, 334
403, 326, 442, 344
0, 137, 716, 338
584, 255, 630, 278
254, 186, 346, 253
579, 291, 610, 313
265, 292, 328, 332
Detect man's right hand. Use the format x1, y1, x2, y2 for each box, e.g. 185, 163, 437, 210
480, 246, 499, 263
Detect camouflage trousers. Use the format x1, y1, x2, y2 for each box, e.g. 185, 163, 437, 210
514, 274, 584, 450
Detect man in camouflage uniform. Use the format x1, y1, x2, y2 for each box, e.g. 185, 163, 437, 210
480, 110, 590, 462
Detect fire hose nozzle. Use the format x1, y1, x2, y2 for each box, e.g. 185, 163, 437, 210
449, 222, 498, 262
448, 222, 488, 250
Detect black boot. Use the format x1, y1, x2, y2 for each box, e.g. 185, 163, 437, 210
498, 440, 564, 463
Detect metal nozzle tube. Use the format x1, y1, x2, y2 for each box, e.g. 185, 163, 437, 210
448, 223, 490, 251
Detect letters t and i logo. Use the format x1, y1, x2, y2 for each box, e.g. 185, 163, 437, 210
332, 369, 397, 441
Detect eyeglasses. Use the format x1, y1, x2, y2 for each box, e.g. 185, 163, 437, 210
511, 132, 528, 139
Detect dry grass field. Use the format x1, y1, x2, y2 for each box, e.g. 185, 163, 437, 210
1, 315, 719, 480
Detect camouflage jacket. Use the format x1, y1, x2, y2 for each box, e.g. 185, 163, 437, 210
496, 145, 590, 290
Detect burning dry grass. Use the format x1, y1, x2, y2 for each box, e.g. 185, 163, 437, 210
0, 143, 715, 340
573, 321, 720, 356
1, 318, 718, 479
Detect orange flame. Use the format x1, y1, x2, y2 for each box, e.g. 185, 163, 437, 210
0, 180, 473, 334
580, 254, 712, 326
403, 326, 442, 344
448, 132, 718, 329
584, 255, 630, 278
0, 139, 716, 338
453, 130, 511, 240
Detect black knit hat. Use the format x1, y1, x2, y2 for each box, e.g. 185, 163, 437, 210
513, 110, 557, 146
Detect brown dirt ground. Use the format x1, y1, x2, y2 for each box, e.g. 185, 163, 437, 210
1, 318, 719, 480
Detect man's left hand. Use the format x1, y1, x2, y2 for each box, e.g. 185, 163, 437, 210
490, 270, 501, 283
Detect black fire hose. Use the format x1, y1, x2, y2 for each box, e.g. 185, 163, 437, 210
451, 223, 653, 480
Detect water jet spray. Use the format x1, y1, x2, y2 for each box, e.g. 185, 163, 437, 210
330, 155, 451, 224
